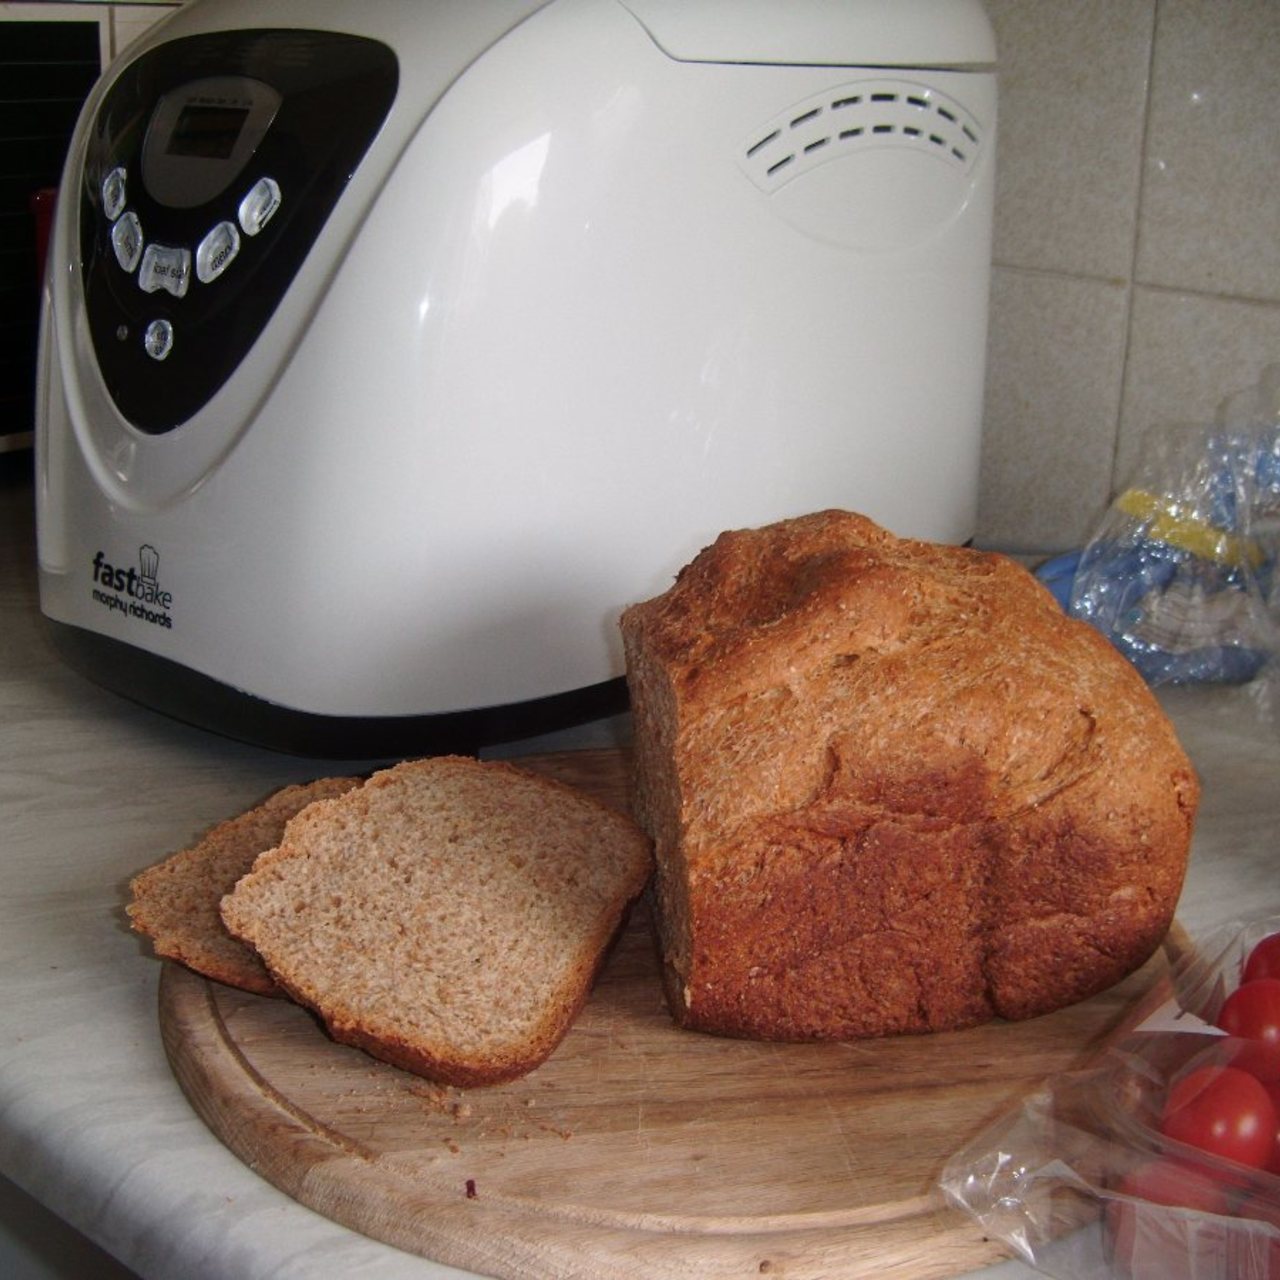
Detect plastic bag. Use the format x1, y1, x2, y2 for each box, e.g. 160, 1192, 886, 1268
940, 914, 1280, 1279
1068, 370, 1280, 687
1042, 365, 1280, 735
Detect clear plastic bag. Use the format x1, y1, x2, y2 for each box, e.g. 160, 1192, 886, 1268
940, 915, 1280, 1279
1043, 365, 1280, 733
1068, 383, 1280, 685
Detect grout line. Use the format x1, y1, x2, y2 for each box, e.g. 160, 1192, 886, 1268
990, 261, 1280, 313
1112, 0, 1165, 493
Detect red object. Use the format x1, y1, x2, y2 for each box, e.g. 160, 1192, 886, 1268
1160, 1065, 1277, 1171
30, 187, 59, 286
1218, 979, 1280, 1049
1245, 934, 1280, 985
1265, 1080, 1280, 1176
1107, 1159, 1233, 1280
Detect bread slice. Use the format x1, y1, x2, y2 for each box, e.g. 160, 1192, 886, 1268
220, 755, 653, 1086
127, 777, 361, 996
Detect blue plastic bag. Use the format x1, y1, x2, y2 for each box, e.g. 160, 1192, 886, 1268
1051, 369, 1280, 689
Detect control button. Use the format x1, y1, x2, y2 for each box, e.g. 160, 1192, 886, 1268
110, 211, 144, 274
138, 243, 191, 298
196, 221, 241, 284
102, 167, 127, 221
143, 319, 174, 362
237, 177, 281, 236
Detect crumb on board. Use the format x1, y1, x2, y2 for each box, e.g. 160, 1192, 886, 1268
405, 1080, 473, 1122
536, 1122, 573, 1141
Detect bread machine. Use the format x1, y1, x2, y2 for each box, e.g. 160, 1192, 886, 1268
35, 0, 997, 757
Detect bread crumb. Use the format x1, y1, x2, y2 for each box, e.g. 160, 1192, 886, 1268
406, 1081, 474, 1124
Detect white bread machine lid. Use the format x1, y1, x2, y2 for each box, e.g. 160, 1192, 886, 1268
616, 0, 996, 69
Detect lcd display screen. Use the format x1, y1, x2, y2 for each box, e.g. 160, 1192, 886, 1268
166, 103, 251, 160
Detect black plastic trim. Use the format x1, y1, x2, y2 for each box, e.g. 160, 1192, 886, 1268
46, 619, 629, 760
80, 29, 398, 433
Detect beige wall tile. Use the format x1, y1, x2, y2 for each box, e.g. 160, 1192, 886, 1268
1116, 287, 1280, 484
976, 266, 1129, 553
110, 5, 179, 59
1137, 0, 1280, 302
982, 0, 1154, 279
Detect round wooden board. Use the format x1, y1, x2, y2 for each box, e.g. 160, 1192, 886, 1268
159, 747, 1179, 1280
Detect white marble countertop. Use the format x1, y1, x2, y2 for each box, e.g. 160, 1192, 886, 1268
2, 459, 1278, 1280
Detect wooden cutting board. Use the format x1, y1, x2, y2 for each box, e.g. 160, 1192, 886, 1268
159, 747, 1180, 1280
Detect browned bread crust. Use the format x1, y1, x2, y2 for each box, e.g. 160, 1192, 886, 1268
127, 777, 361, 995
620, 509, 1200, 1041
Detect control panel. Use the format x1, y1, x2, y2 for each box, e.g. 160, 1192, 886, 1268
80, 29, 397, 433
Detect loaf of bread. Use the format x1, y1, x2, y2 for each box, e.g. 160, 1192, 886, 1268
127, 777, 361, 995
619, 509, 1200, 1041
220, 755, 653, 1086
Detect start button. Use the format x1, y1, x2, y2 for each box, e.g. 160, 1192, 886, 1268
143, 318, 174, 361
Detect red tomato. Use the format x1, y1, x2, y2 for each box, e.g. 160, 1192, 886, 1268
1230, 1038, 1280, 1087
1177, 1035, 1280, 1086
1245, 933, 1280, 985
1113, 1157, 1233, 1212
1107, 1159, 1232, 1280
1218, 979, 1280, 1048
1160, 1065, 1277, 1170
1266, 1080, 1280, 1176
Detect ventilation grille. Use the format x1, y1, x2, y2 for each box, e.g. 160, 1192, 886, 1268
742, 79, 984, 192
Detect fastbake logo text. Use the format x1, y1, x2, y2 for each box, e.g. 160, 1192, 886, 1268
91, 546, 174, 630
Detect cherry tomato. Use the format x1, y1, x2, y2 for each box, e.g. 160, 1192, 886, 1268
1244, 933, 1280, 985
1107, 1159, 1232, 1280
1238, 1192, 1280, 1226
1217, 978, 1280, 1048
1266, 1080, 1280, 1176
1160, 1065, 1277, 1169
1181, 1029, 1280, 1085
1112, 1157, 1232, 1212
1229, 1037, 1280, 1087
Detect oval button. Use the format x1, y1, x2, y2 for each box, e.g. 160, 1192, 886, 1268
237, 176, 281, 236
143, 319, 174, 362
102, 166, 127, 221
196, 221, 241, 283
111, 211, 144, 273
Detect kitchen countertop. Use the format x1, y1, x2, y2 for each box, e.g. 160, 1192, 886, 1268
2, 454, 1278, 1280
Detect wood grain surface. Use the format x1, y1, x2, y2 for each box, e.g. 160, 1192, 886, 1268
159, 747, 1178, 1280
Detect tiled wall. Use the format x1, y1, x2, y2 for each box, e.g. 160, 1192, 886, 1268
974, 0, 1280, 554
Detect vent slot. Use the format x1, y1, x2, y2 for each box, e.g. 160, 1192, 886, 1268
741, 79, 985, 193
